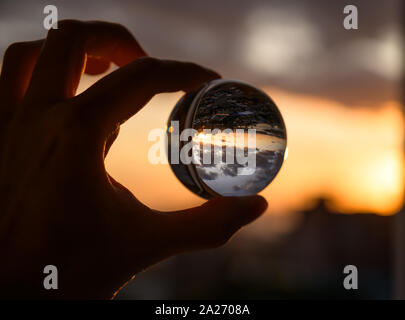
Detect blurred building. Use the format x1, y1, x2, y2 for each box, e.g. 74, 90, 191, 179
117, 198, 393, 299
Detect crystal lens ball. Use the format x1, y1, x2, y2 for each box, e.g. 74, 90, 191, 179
167, 79, 287, 199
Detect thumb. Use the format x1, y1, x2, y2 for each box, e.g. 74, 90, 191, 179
162, 195, 268, 253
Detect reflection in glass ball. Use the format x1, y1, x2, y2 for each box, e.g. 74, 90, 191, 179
167, 79, 287, 199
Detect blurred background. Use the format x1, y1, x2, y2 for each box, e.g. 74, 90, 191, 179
0, 0, 403, 298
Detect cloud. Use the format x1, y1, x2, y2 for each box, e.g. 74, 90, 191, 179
0, 0, 401, 105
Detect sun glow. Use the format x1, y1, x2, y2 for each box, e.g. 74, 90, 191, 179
79, 71, 403, 216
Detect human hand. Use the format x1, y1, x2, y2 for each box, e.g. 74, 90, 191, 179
0, 20, 267, 299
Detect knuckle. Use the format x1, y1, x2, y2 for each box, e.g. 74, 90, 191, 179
50, 19, 82, 36
4, 42, 26, 57
57, 19, 82, 29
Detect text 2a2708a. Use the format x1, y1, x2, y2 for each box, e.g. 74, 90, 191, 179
199, 305, 250, 315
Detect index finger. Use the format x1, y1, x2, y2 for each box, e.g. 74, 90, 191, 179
75, 57, 221, 135
25, 20, 147, 105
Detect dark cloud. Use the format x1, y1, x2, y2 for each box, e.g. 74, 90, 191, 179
195, 148, 284, 195
196, 169, 218, 181
0, 0, 401, 105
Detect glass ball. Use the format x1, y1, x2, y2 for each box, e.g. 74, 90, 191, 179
167, 79, 287, 199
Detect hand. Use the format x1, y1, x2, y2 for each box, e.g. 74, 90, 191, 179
0, 20, 267, 299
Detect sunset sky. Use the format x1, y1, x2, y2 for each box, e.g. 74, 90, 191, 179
98, 85, 403, 216
1, 0, 404, 217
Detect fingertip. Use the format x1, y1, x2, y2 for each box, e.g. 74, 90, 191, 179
231, 195, 268, 222
206, 68, 221, 80
182, 62, 221, 85
206, 195, 267, 224
248, 195, 268, 212
164, 195, 268, 252
199, 67, 221, 85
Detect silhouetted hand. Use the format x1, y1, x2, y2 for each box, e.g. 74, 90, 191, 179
0, 20, 267, 299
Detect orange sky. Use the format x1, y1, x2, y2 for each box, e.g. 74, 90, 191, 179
80, 75, 404, 216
